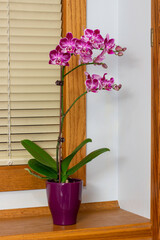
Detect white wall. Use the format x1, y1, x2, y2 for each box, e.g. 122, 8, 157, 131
83, 0, 119, 203
0, 0, 151, 219
118, 0, 151, 218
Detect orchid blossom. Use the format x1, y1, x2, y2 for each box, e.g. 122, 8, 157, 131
81, 29, 104, 49
85, 72, 101, 93
104, 34, 115, 54
75, 39, 93, 63
49, 45, 71, 66
59, 32, 78, 54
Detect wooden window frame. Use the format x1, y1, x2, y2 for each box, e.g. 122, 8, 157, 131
151, 0, 160, 239
0, 0, 86, 192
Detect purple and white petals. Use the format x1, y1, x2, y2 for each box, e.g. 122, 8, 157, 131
75, 39, 93, 63
85, 72, 121, 93
59, 32, 78, 54
49, 30, 126, 89
104, 34, 115, 55
49, 45, 71, 66
85, 72, 100, 93
82, 28, 104, 49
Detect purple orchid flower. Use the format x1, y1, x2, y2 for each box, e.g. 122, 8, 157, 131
49, 45, 71, 66
76, 40, 93, 63
100, 73, 115, 91
81, 29, 104, 49
85, 72, 101, 93
79, 55, 93, 64
59, 32, 78, 54
94, 49, 106, 63
104, 34, 115, 54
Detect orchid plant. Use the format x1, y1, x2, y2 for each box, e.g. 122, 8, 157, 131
21, 29, 126, 183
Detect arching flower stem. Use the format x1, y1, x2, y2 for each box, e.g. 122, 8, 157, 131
62, 91, 87, 118
64, 62, 100, 77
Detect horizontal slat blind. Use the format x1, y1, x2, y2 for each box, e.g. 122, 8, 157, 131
0, 0, 61, 165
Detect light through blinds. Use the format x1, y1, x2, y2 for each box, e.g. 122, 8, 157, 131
0, 0, 61, 165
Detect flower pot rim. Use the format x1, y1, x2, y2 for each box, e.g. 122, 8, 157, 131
47, 178, 82, 185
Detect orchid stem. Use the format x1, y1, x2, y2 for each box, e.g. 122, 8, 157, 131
63, 91, 87, 118
56, 66, 65, 183
64, 62, 95, 77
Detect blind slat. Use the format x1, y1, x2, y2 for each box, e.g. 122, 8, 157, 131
0, 133, 59, 142
10, 36, 60, 45
0, 44, 8, 52
0, 77, 58, 85
10, 44, 57, 53
0, 19, 7, 27
10, 28, 61, 37
10, 11, 61, 20
10, 3, 61, 12
11, 125, 59, 134
11, 148, 56, 158
0, 117, 59, 126
10, 19, 61, 29
10, 61, 59, 69
0, 142, 57, 151
10, 93, 60, 102
0, 61, 8, 69
11, 85, 60, 93
0, 53, 8, 60
0, 101, 60, 110
8, 0, 61, 4
10, 53, 53, 61
10, 69, 60, 77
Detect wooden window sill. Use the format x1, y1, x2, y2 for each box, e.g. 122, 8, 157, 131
0, 201, 151, 240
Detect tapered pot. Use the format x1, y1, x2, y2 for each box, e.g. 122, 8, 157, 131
46, 178, 83, 225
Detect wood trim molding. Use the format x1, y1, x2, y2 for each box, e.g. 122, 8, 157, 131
62, 0, 86, 184
0, 165, 45, 192
0, 223, 152, 240
151, 0, 160, 239
0, 0, 86, 191
0, 201, 151, 240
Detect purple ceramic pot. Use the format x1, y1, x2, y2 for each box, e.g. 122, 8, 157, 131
46, 178, 83, 225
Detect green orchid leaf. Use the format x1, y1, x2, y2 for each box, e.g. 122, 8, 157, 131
61, 174, 68, 183
25, 168, 48, 179
61, 138, 92, 174
28, 159, 57, 180
66, 148, 110, 177
21, 139, 57, 171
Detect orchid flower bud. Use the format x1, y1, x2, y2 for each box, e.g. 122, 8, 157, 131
115, 46, 122, 51
113, 84, 122, 91
102, 63, 108, 69
118, 51, 123, 56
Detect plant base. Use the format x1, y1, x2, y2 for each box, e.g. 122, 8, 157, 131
46, 178, 83, 225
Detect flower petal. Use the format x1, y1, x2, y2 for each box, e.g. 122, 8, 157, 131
84, 71, 90, 78
62, 52, 71, 62
84, 28, 93, 36
56, 45, 62, 52
49, 50, 57, 60
59, 38, 69, 48
66, 32, 73, 40
94, 29, 100, 35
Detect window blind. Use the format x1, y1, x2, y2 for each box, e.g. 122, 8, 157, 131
0, 0, 61, 165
